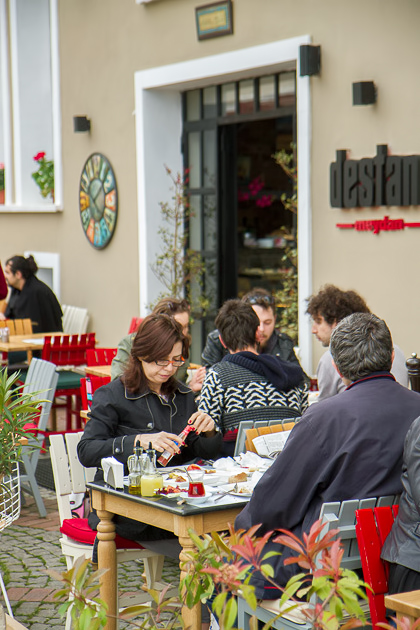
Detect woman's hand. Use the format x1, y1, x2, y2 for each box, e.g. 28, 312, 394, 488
188, 366, 206, 392
187, 410, 216, 435
135, 431, 182, 454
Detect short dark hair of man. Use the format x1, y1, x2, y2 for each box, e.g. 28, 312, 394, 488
306, 284, 370, 325
330, 312, 393, 382
215, 299, 260, 352
241, 287, 276, 318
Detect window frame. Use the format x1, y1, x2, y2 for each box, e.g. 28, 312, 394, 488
0, 0, 62, 213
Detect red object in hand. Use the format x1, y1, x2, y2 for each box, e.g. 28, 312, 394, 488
188, 481, 205, 497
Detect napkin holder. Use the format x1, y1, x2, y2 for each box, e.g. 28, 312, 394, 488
101, 456, 124, 489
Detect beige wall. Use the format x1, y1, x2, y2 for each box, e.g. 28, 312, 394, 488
2, 0, 420, 369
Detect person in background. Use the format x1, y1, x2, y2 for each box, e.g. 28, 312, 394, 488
0, 263, 7, 301
306, 284, 408, 400
0, 255, 62, 332
381, 414, 420, 594
235, 313, 420, 599
199, 299, 307, 457
111, 297, 206, 392
201, 288, 303, 372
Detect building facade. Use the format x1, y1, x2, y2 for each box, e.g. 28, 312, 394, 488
1, 0, 419, 373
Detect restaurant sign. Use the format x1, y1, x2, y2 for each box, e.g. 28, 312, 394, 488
330, 144, 420, 208
336, 215, 420, 235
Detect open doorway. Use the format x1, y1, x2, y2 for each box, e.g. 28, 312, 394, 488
218, 116, 297, 338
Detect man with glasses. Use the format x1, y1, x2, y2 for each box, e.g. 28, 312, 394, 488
202, 288, 303, 370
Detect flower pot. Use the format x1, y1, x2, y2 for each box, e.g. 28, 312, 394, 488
0, 190, 4, 204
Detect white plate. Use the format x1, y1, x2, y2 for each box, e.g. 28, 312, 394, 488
217, 482, 254, 498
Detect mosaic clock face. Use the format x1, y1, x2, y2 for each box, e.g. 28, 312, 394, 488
79, 153, 118, 249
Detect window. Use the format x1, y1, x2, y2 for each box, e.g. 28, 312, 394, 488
0, 0, 61, 210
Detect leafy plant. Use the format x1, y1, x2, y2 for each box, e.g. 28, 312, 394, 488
48, 523, 420, 630
0, 163, 4, 192
50, 556, 182, 630
32, 151, 54, 200
150, 166, 211, 316
0, 368, 45, 479
272, 144, 298, 342
181, 519, 369, 630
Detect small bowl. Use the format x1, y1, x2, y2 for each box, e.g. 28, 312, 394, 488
185, 494, 209, 505
181, 492, 208, 505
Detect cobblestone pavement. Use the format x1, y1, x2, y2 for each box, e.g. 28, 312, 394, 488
0, 485, 181, 629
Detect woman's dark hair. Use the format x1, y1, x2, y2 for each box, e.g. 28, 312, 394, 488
6, 255, 38, 279
153, 297, 190, 317
124, 313, 190, 394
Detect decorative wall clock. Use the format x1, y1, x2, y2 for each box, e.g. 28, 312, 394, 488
79, 153, 118, 249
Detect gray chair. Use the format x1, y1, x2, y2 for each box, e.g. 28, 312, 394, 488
234, 418, 301, 457
19, 358, 58, 517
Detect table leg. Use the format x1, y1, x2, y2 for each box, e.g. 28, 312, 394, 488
179, 533, 201, 630
97, 509, 117, 630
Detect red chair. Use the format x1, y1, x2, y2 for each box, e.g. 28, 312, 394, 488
80, 376, 110, 411
355, 504, 399, 628
42, 333, 96, 431
128, 317, 143, 334
86, 347, 117, 366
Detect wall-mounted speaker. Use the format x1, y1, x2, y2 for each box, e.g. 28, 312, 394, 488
73, 116, 91, 132
352, 82, 377, 105
299, 45, 321, 77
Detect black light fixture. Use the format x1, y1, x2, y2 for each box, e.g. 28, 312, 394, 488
299, 44, 321, 77
352, 81, 377, 106
73, 116, 91, 132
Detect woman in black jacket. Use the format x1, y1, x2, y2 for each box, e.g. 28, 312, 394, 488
78, 313, 221, 541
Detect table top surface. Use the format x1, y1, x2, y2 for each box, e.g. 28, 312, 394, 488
88, 479, 249, 517
0, 332, 63, 352
385, 589, 420, 612
85, 365, 112, 377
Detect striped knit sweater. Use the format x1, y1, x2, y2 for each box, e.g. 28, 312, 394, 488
198, 359, 308, 434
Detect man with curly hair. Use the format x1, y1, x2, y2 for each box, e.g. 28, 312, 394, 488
306, 284, 408, 400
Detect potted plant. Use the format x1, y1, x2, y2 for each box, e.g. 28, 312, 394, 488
150, 166, 211, 317
31, 152, 54, 201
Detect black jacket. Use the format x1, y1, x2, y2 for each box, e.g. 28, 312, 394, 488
202, 328, 303, 371
5, 275, 62, 333
235, 373, 420, 598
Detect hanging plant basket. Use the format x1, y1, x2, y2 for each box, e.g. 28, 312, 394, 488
0, 463, 20, 532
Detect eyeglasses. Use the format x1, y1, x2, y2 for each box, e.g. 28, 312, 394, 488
155, 357, 185, 367
245, 295, 275, 306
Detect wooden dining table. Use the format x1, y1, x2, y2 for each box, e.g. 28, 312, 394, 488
85, 364, 112, 378
88, 480, 248, 630
0, 332, 63, 354
385, 590, 420, 623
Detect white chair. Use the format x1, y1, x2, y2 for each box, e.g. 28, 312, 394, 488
49, 433, 166, 629
0, 464, 20, 617
62, 305, 89, 335
19, 358, 58, 518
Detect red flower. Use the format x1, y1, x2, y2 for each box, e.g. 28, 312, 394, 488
34, 152, 46, 162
